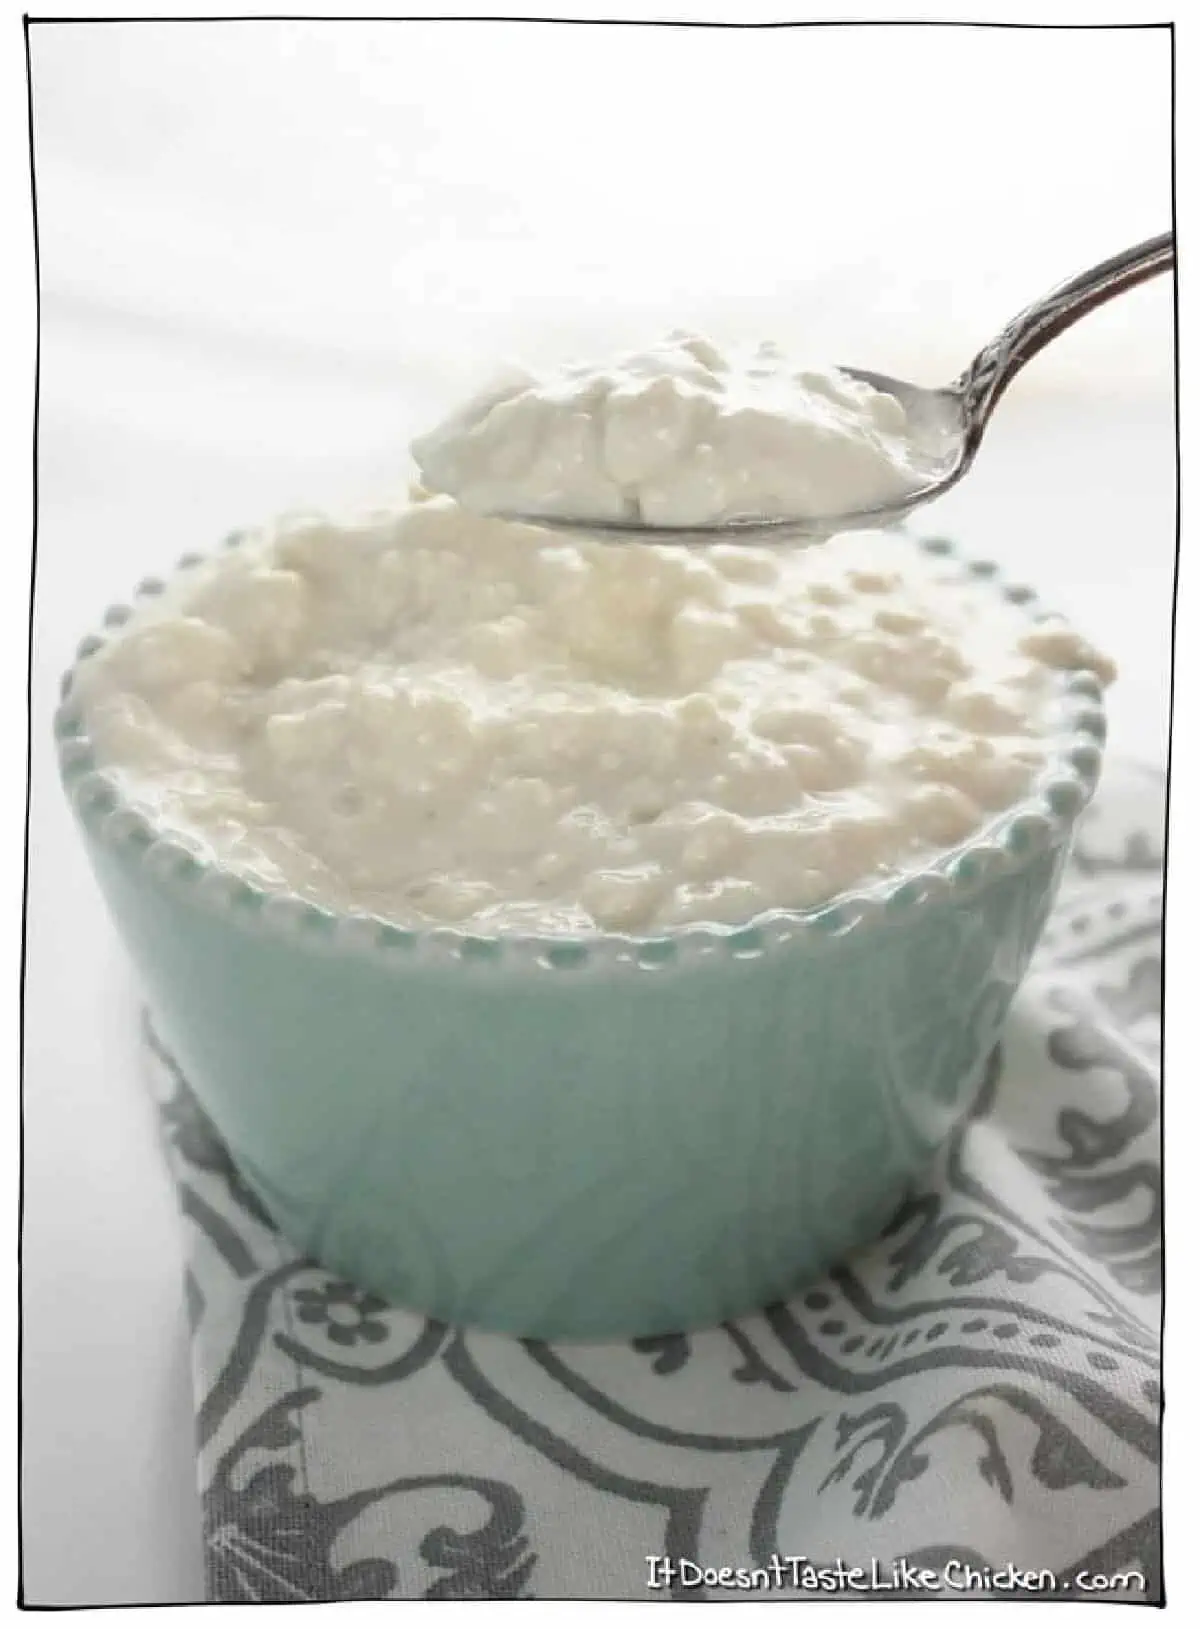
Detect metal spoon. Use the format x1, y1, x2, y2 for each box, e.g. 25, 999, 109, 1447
497, 232, 1174, 546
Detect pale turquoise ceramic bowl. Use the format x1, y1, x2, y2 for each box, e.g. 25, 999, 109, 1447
56, 533, 1107, 1340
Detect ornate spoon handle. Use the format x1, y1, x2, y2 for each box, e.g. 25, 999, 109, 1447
955, 233, 1175, 456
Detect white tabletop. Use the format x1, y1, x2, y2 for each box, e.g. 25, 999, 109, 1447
22, 20, 1174, 1605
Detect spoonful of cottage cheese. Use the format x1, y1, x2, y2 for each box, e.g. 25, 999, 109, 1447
412, 333, 945, 540
413, 234, 1173, 544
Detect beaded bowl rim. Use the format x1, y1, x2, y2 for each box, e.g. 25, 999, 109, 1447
55, 526, 1108, 974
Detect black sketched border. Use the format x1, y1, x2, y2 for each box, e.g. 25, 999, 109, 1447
17, 10, 1178, 1611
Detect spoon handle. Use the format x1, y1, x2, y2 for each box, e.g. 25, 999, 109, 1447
955, 232, 1175, 451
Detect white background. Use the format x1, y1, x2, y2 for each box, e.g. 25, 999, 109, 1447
20, 15, 1176, 1607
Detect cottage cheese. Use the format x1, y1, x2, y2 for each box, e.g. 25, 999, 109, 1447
72, 497, 1114, 934
412, 332, 947, 528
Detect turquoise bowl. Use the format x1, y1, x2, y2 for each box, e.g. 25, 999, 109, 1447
56, 536, 1108, 1340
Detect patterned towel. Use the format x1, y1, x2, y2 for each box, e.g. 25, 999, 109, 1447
147, 762, 1164, 1603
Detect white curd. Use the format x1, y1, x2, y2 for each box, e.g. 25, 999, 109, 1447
412, 332, 947, 529
73, 496, 1115, 934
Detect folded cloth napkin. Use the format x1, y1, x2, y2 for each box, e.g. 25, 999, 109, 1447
146, 761, 1164, 1604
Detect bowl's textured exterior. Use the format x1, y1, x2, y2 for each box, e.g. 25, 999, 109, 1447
56, 535, 1108, 1340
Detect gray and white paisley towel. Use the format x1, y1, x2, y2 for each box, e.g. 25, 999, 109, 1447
146, 761, 1164, 1604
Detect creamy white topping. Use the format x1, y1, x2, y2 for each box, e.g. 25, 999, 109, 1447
72, 499, 1114, 935
413, 332, 948, 528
